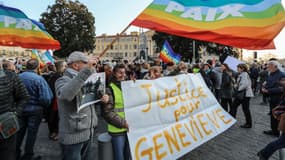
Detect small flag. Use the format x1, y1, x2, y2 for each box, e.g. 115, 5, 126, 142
40, 50, 55, 64
31, 49, 45, 68
159, 40, 181, 64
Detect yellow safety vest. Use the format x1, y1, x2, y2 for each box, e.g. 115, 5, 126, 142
108, 83, 127, 133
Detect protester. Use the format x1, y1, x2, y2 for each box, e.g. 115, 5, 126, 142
55, 51, 109, 160
230, 63, 254, 128
139, 62, 150, 79
262, 60, 285, 136
150, 58, 159, 66
177, 61, 188, 74
192, 63, 200, 74
212, 64, 223, 103
102, 64, 131, 160
257, 77, 285, 160
250, 63, 260, 95
163, 62, 175, 76
15, 58, 26, 73
259, 64, 269, 105
168, 61, 189, 76
125, 63, 137, 81
41, 63, 56, 123
103, 62, 113, 85
2, 59, 16, 72
17, 59, 53, 160
0, 61, 30, 160
202, 63, 215, 91
144, 66, 163, 80
46, 61, 66, 141
220, 63, 234, 112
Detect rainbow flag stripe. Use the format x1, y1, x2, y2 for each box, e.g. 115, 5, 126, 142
159, 40, 181, 64
0, 5, 60, 49
131, 0, 285, 49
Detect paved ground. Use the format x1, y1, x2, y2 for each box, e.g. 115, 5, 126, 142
32, 95, 280, 160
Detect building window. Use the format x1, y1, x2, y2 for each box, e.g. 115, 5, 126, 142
125, 44, 128, 49
133, 45, 137, 49
134, 52, 137, 57
125, 52, 128, 57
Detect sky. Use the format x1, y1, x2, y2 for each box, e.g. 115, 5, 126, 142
1, 0, 284, 56
1, 0, 153, 35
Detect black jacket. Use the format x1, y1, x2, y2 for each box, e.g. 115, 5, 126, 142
265, 70, 285, 104
220, 71, 233, 98
0, 70, 29, 115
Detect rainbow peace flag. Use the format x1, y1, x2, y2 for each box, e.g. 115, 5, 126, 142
0, 5, 60, 49
159, 40, 181, 64
131, 0, 285, 50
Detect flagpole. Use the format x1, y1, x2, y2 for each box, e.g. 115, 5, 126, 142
192, 40, 196, 63
98, 24, 131, 58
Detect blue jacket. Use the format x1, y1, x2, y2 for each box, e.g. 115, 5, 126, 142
19, 70, 53, 112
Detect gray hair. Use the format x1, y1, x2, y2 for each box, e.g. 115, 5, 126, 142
268, 60, 284, 72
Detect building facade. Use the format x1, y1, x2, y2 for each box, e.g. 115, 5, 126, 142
93, 30, 157, 61
0, 46, 31, 59
0, 47, 34, 64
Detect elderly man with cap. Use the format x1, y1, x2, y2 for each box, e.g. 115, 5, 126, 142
55, 51, 109, 160
262, 58, 285, 137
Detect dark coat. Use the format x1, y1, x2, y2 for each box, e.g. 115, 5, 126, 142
265, 70, 285, 104
220, 71, 233, 99
0, 70, 29, 115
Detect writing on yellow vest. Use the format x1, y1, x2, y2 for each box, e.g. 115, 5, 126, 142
108, 83, 127, 133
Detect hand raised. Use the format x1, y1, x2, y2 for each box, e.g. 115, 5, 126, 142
88, 56, 99, 69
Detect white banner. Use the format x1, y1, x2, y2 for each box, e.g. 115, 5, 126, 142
122, 74, 236, 160
223, 56, 245, 72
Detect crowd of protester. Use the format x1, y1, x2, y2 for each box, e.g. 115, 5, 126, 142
1, 52, 285, 160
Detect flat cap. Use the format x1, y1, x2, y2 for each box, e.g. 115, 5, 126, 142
67, 51, 88, 64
